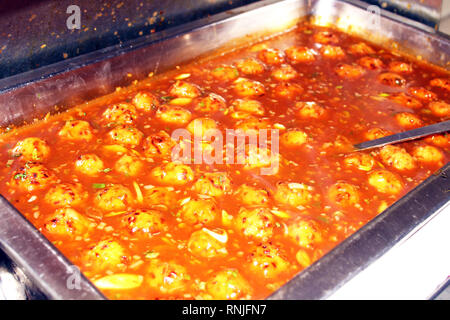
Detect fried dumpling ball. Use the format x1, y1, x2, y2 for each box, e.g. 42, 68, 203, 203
258, 48, 285, 65
44, 182, 88, 207
394, 112, 423, 129
235, 207, 275, 240
234, 184, 269, 206
280, 129, 309, 147
230, 99, 265, 116
273, 82, 304, 99
186, 117, 219, 139
114, 153, 143, 177
10, 162, 57, 192
43, 207, 91, 238
150, 162, 194, 186
132, 91, 160, 112
357, 56, 384, 70
271, 64, 298, 81
187, 228, 228, 259
334, 64, 365, 79
11, 137, 51, 162
169, 80, 201, 98
343, 153, 375, 171
379, 145, 416, 171
58, 120, 94, 141
430, 78, 450, 91
75, 154, 105, 176
155, 105, 192, 125
428, 101, 450, 117
146, 259, 189, 294
328, 182, 361, 207
192, 172, 232, 197
233, 78, 265, 97
320, 45, 346, 59
242, 145, 279, 174
407, 87, 437, 102
364, 127, 393, 141
295, 101, 327, 120
102, 103, 137, 125
107, 125, 144, 148
179, 198, 219, 225
235, 58, 265, 75
377, 72, 406, 87
388, 61, 413, 73
274, 182, 313, 207
82, 239, 128, 272
205, 269, 252, 300
389, 92, 422, 109
93, 184, 133, 211
412, 145, 444, 165
247, 242, 290, 279
142, 130, 176, 158
121, 209, 167, 236
285, 46, 316, 63
210, 65, 239, 81
348, 42, 375, 55
194, 93, 226, 113
287, 217, 324, 248
424, 134, 449, 148
368, 169, 404, 194
314, 31, 339, 44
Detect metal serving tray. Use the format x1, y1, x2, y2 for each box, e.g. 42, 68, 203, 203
0, 0, 449, 300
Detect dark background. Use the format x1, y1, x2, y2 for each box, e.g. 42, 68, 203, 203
0, 0, 445, 80
0, 0, 262, 79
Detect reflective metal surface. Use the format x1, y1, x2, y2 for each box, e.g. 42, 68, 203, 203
0, 196, 105, 300
0, 0, 448, 300
354, 120, 450, 151
0, 0, 262, 79
362, 0, 443, 29
0, 250, 46, 300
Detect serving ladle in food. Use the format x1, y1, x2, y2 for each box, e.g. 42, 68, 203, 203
353, 120, 450, 151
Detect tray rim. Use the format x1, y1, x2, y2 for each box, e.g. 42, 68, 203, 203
0, 0, 449, 300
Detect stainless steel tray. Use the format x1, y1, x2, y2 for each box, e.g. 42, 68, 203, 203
0, 0, 449, 300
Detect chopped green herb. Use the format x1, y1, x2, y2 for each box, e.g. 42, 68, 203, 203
14, 173, 27, 180
144, 250, 160, 259
92, 183, 106, 189
161, 96, 175, 101
103, 168, 112, 173
378, 93, 390, 97
317, 216, 330, 224
212, 67, 224, 73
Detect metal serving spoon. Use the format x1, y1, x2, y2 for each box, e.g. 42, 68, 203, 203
353, 120, 450, 151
